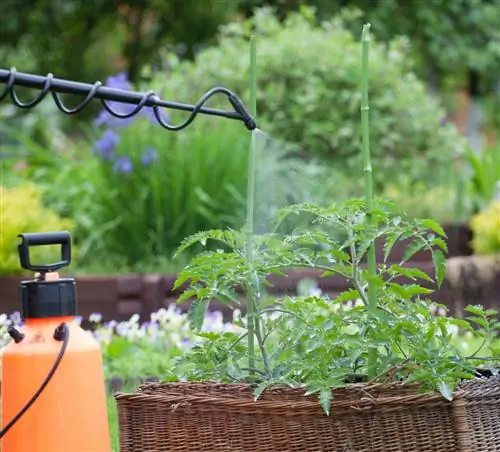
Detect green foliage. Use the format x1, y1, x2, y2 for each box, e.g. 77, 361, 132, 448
469, 201, 500, 255
0, 183, 75, 275
150, 7, 465, 189
381, 177, 463, 224
171, 198, 498, 409
0, 0, 239, 83
464, 143, 500, 213
240, 1, 500, 95
336, 0, 500, 93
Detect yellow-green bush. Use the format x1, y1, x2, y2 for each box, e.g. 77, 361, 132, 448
0, 184, 74, 275
470, 201, 500, 255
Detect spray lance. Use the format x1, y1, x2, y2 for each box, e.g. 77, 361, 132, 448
1, 232, 111, 452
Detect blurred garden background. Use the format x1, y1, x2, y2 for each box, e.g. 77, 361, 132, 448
1, 3, 499, 448
0, 0, 498, 280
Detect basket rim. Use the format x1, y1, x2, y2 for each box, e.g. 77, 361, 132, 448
114, 379, 454, 414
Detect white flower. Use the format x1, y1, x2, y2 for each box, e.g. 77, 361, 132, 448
89, 312, 103, 323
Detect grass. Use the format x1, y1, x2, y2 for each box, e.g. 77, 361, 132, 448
107, 393, 120, 452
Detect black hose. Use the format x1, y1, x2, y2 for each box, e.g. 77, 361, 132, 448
0, 322, 70, 439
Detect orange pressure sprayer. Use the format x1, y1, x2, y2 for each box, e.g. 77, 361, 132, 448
1, 231, 111, 452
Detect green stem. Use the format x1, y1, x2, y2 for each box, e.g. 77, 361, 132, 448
245, 35, 258, 374
361, 23, 378, 378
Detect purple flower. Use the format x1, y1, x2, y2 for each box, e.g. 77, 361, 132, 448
9, 311, 23, 327
113, 155, 133, 173
141, 146, 158, 165
106, 72, 132, 91
93, 72, 168, 129
94, 106, 137, 128
94, 129, 119, 160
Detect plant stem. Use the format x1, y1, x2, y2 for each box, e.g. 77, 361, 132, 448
245, 35, 258, 375
361, 23, 378, 378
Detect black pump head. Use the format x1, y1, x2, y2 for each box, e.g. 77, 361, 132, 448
18, 231, 77, 319
18, 231, 71, 276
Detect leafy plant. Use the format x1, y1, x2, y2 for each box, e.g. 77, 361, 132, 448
381, 178, 463, 224
172, 197, 498, 405
464, 143, 500, 213
166, 23, 498, 413
150, 6, 465, 190
469, 201, 500, 255
0, 183, 75, 275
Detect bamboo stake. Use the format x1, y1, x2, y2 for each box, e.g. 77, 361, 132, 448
245, 35, 258, 374
361, 24, 378, 378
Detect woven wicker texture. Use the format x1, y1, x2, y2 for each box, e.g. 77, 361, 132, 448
115, 381, 465, 452
454, 375, 500, 451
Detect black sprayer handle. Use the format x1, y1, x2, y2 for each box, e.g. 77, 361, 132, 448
18, 231, 72, 273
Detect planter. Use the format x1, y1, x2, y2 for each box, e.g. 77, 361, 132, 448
114, 377, 500, 452
454, 375, 500, 451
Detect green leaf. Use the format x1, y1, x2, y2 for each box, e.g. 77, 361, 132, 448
389, 283, 434, 298
438, 381, 453, 401
319, 388, 332, 416
335, 289, 361, 303
465, 305, 487, 316
467, 316, 489, 328
432, 237, 448, 253
253, 381, 270, 401
447, 371, 474, 380
422, 219, 447, 238
402, 240, 426, 263
431, 250, 446, 286
448, 319, 474, 331
383, 233, 402, 262
388, 264, 433, 282
188, 300, 209, 331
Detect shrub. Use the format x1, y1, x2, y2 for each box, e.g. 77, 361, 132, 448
0, 183, 74, 275
381, 177, 463, 224
470, 201, 500, 255
149, 7, 465, 189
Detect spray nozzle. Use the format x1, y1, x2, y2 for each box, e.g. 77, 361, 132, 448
18, 231, 72, 278
228, 94, 257, 131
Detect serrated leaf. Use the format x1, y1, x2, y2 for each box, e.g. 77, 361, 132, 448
253, 381, 269, 401
402, 240, 426, 263
449, 319, 474, 331
431, 250, 446, 286
465, 305, 486, 316
188, 300, 209, 331
319, 388, 332, 416
438, 381, 453, 401
335, 289, 361, 303
383, 233, 402, 262
389, 283, 434, 298
432, 237, 448, 253
467, 316, 489, 328
177, 288, 199, 303
422, 219, 447, 238
389, 265, 433, 282
448, 371, 474, 380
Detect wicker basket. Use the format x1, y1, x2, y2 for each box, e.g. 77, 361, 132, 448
453, 374, 500, 451
115, 379, 484, 452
